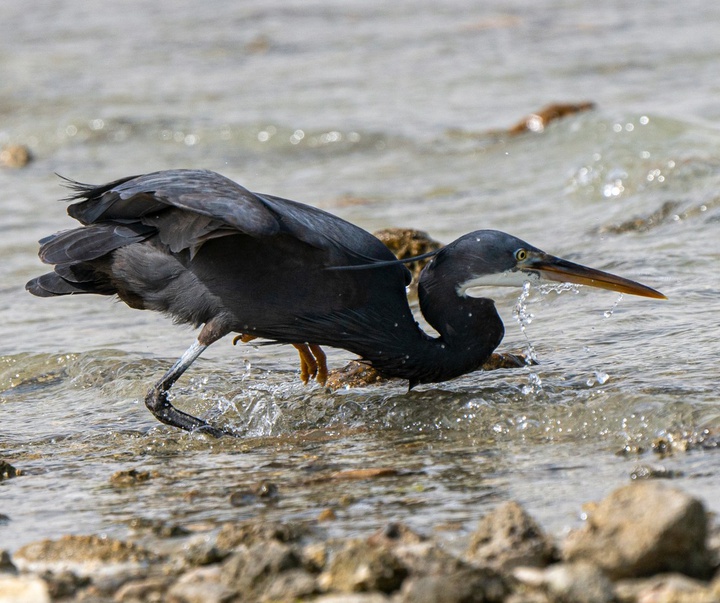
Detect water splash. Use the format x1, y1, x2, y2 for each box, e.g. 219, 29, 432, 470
586, 370, 610, 387
603, 293, 624, 319
513, 282, 542, 393
513, 282, 534, 333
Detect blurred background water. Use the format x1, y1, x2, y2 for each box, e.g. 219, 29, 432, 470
1, 0, 719, 552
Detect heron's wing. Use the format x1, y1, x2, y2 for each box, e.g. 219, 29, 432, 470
62, 170, 407, 275
64, 170, 281, 238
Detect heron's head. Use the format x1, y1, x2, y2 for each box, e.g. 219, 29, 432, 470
426, 230, 666, 300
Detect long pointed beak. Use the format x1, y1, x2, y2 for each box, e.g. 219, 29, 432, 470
524, 253, 667, 299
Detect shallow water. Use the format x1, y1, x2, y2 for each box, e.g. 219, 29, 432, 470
2, 0, 720, 553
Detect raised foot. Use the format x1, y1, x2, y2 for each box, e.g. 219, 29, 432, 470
144, 386, 235, 438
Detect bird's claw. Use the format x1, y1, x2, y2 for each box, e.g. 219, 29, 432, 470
233, 333, 256, 345
293, 343, 328, 386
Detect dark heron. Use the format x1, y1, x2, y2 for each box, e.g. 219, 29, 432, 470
26, 169, 665, 437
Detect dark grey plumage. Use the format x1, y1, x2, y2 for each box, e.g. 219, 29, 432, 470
27, 169, 665, 436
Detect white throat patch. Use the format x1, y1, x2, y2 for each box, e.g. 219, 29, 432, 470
457, 270, 539, 298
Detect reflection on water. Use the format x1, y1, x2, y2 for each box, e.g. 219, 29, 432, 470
2, 0, 720, 556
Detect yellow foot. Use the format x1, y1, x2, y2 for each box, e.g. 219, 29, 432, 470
233, 335, 328, 385
292, 343, 328, 385
233, 334, 256, 345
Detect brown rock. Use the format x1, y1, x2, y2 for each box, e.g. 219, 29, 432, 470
563, 482, 711, 579
0, 460, 20, 481
261, 568, 318, 601
110, 468, 153, 487
514, 562, 614, 603
215, 520, 307, 553
326, 361, 387, 390
114, 576, 173, 602
0, 144, 32, 168
167, 566, 234, 603
15, 534, 156, 568
399, 567, 507, 603
614, 573, 718, 603
319, 540, 408, 594
373, 227, 443, 285
312, 595, 391, 603
466, 501, 557, 571
507, 102, 595, 135
220, 540, 302, 597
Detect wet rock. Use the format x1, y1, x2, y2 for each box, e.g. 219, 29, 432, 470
614, 572, 718, 603
215, 519, 307, 554
466, 500, 557, 571
481, 351, 533, 370
220, 540, 302, 598
110, 468, 153, 487
302, 542, 330, 572
514, 562, 614, 603
128, 517, 190, 538
41, 570, 90, 600
597, 200, 681, 235
0, 551, 16, 575
0, 460, 20, 481
318, 539, 408, 594
229, 480, 279, 506
13, 534, 157, 576
318, 508, 337, 522
507, 102, 595, 135
261, 567, 318, 601
326, 361, 387, 390
652, 427, 720, 456
399, 567, 508, 603
373, 227, 443, 284
167, 566, 234, 603
327, 351, 531, 390
368, 522, 426, 547
177, 533, 224, 568
0, 574, 50, 603
312, 595, 391, 603
629, 463, 683, 480
563, 482, 712, 580
113, 576, 173, 601
0, 144, 32, 168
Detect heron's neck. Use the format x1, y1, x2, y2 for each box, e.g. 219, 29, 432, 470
362, 282, 505, 386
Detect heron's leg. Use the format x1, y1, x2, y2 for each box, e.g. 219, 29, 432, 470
293, 343, 318, 384
309, 344, 328, 386
145, 323, 234, 437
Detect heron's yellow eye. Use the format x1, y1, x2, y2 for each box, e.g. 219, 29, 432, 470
514, 248, 528, 262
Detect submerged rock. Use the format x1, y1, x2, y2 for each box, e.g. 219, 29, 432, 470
372, 227, 443, 286
563, 481, 712, 580
109, 468, 154, 487
507, 102, 595, 135
0, 461, 20, 481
